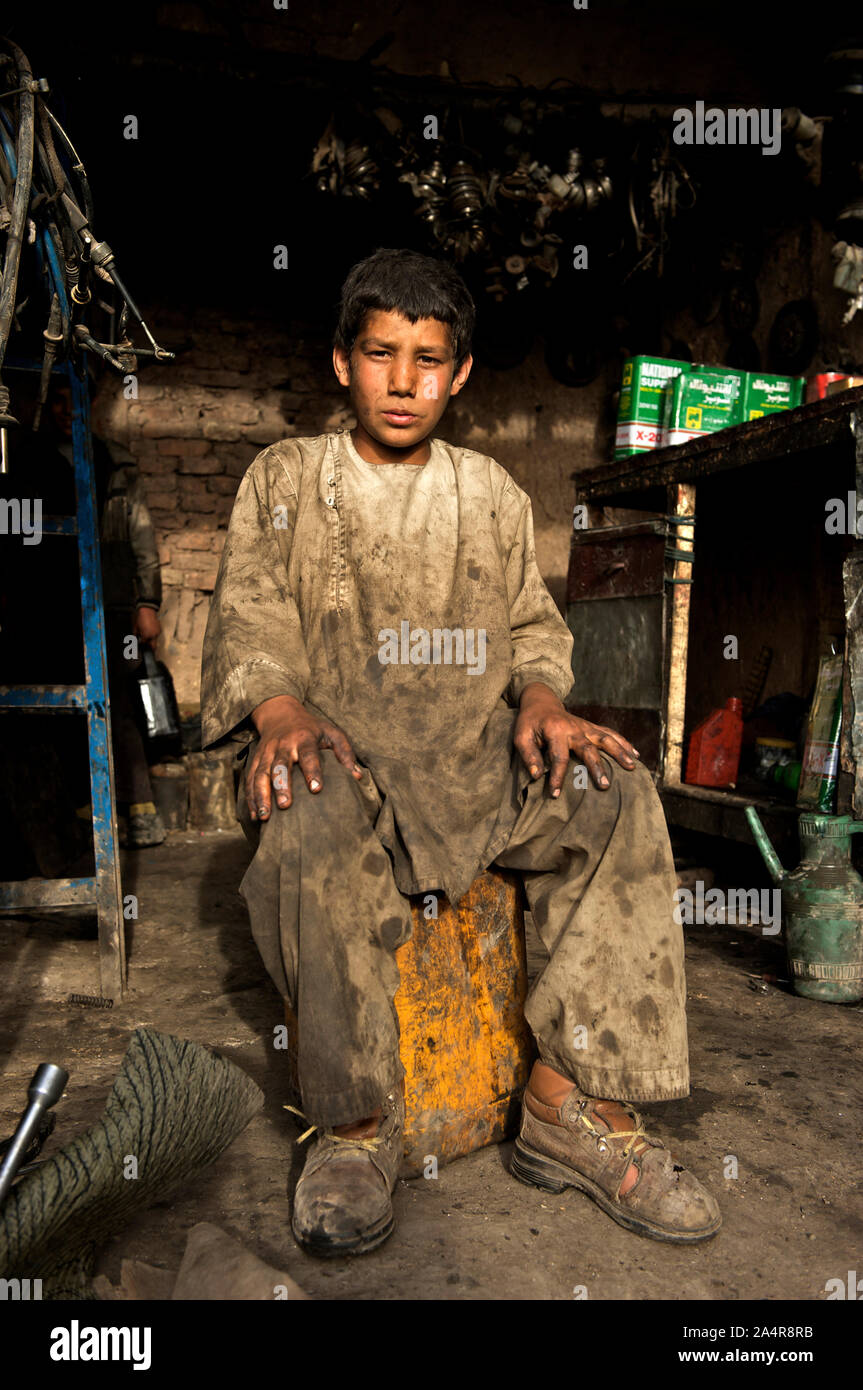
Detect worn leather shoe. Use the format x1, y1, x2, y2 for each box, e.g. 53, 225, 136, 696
288, 1087, 404, 1257
511, 1066, 721, 1244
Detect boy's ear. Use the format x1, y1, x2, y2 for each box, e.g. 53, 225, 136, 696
449, 353, 473, 398
333, 345, 351, 386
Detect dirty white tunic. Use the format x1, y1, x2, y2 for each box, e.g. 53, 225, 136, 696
201, 430, 574, 902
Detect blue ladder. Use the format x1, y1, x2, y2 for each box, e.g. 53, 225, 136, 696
0, 361, 125, 998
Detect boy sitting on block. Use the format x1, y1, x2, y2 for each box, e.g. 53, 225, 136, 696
201, 248, 720, 1257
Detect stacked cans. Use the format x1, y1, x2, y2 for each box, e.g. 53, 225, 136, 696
614, 355, 804, 460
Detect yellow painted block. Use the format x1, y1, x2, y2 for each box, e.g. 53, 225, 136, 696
283, 868, 534, 1176
396, 867, 533, 1176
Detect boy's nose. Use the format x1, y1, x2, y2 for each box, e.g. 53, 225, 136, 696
388, 363, 416, 394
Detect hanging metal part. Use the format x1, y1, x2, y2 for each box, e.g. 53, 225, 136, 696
446, 159, 487, 256
0, 75, 50, 101
43, 103, 95, 228
833, 240, 863, 323
781, 106, 824, 186
497, 146, 612, 282
310, 101, 616, 296
0, 389, 11, 473
400, 154, 447, 229
59, 193, 174, 361
0, 37, 35, 450
341, 139, 379, 198
594, 156, 613, 202
32, 291, 64, 430
73, 323, 127, 371
310, 118, 380, 199
0, 34, 174, 450
626, 131, 695, 281
448, 159, 484, 219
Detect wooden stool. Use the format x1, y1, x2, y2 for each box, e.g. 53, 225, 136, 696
283, 866, 534, 1177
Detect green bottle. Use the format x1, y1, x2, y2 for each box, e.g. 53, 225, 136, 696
797, 639, 843, 815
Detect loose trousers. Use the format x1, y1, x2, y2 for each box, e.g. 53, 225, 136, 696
237, 746, 690, 1127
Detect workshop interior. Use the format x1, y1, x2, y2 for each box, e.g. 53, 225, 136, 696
0, 0, 862, 1322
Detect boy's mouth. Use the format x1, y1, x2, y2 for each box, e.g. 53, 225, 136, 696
381, 409, 419, 426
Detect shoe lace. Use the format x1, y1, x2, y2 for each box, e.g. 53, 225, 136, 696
283, 1104, 385, 1153
574, 1100, 651, 1161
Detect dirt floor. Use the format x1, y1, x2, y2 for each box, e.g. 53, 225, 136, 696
1, 826, 861, 1302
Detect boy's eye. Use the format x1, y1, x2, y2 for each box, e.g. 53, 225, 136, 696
419, 357, 441, 366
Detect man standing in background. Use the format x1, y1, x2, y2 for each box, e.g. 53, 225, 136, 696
48, 383, 167, 848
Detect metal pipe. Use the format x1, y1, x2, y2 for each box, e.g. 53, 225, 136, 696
744, 806, 788, 885
0, 1063, 68, 1206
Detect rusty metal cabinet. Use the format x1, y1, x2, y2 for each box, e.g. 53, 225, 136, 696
566, 508, 693, 777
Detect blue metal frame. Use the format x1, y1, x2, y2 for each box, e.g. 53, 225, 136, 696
0, 359, 125, 998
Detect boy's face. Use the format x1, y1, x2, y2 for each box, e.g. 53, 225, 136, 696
333, 308, 472, 450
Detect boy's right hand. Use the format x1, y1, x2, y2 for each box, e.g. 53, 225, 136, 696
247, 694, 362, 820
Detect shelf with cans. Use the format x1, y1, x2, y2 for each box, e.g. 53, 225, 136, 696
567, 384, 863, 849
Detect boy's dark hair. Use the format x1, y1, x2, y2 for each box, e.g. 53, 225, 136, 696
334, 248, 475, 368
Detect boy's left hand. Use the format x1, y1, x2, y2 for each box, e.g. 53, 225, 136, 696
514, 682, 640, 797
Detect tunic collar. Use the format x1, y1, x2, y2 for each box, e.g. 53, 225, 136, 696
335, 427, 440, 477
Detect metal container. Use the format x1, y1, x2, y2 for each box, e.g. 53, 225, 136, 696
150, 760, 189, 830
137, 649, 180, 740
187, 747, 238, 830
745, 808, 863, 1003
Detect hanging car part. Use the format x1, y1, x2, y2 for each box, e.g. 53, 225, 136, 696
0, 35, 174, 466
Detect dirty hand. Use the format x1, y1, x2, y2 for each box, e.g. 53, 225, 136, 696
514, 681, 640, 797
247, 694, 362, 820
134, 605, 161, 647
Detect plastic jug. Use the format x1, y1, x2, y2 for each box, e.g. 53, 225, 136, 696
685, 697, 743, 789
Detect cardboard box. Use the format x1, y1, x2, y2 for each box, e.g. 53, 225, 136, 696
614, 355, 687, 459
661, 366, 743, 446
741, 371, 804, 420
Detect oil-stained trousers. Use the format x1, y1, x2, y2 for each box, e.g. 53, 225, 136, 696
202, 430, 690, 1126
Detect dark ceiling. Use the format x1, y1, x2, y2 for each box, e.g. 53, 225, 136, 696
4, 1, 863, 332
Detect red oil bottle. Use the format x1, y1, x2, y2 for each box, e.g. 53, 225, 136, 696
685, 697, 743, 789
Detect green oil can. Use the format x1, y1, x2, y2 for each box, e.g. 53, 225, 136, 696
745, 808, 863, 1003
